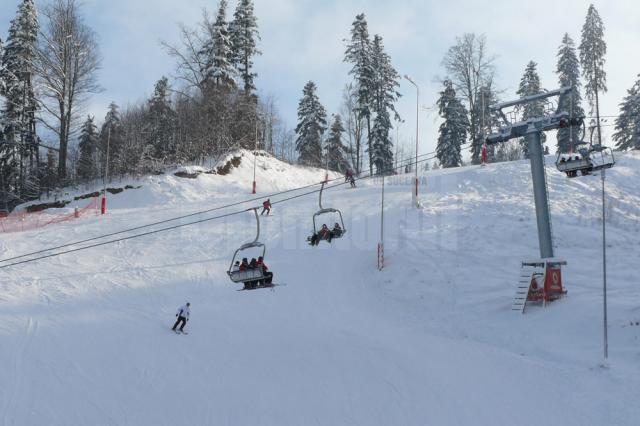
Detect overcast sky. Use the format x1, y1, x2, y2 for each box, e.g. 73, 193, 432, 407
1, 0, 639, 157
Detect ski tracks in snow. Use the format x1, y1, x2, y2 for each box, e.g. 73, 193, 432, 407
2, 317, 38, 426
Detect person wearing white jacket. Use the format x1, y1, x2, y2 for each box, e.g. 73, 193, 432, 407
172, 302, 190, 333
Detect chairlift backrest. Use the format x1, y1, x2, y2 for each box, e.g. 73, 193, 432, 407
227, 209, 268, 282
312, 182, 347, 235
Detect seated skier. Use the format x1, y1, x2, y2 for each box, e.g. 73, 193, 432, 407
319, 224, 332, 243
239, 258, 249, 271
238, 258, 252, 289
331, 222, 343, 238
256, 256, 273, 287
308, 224, 333, 246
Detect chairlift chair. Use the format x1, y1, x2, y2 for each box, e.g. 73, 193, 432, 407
227, 208, 267, 284
555, 119, 615, 177
588, 144, 615, 173
307, 182, 347, 245
556, 145, 593, 178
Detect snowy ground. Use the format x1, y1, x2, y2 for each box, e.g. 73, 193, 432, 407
1, 150, 639, 426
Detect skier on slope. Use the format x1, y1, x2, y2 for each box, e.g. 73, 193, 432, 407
172, 302, 190, 333
261, 199, 272, 216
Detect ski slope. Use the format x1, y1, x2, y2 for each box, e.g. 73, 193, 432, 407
1, 150, 639, 426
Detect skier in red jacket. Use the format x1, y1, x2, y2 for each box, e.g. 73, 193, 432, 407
261, 199, 271, 215
257, 256, 273, 287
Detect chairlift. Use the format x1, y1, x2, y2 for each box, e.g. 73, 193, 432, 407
555, 120, 615, 178
227, 208, 267, 284
307, 182, 346, 245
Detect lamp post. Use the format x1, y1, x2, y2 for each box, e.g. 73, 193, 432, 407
404, 75, 419, 208
252, 121, 258, 194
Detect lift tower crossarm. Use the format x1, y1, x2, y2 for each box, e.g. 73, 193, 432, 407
486, 87, 575, 146
490, 87, 572, 114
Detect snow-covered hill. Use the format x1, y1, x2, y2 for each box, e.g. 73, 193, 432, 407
1, 150, 639, 425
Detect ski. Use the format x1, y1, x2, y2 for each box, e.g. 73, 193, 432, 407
237, 283, 285, 291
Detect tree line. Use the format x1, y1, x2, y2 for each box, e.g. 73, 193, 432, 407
0, 0, 275, 211
435, 4, 639, 169
294, 13, 402, 176
1, 1, 638, 211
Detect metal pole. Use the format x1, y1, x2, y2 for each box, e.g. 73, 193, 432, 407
404, 75, 419, 207
102, 126, 111, 215
593, 57, 608, 362
324, 148, 329, 183
379, 173, 385, 271
252, 121, 257, 194
414, 85, 419, 206
602, 168, 608, 361
527, 131, 554, 259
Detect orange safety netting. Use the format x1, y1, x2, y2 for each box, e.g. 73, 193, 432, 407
0, 198, 101, 234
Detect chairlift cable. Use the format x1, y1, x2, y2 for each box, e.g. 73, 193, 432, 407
0, 149, 443, 266
0, 154, 439, 270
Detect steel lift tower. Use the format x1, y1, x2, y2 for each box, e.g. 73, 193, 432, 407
486, 87, 580, 312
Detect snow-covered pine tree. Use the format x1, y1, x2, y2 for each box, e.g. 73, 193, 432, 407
579, 4, 607, 118
145, 77, 176, 159
344, 13, 374, 175
0, 37, 5, 95
229, 0, 261, 92
516, 61, 545, 158
325, 114, 350, 173
472, 83, 500, 163
612, 76, 640, 151
369, 35, 400, 175
556, 33, 585, 153
77, 115, 98, 181
0, 0, 39, 196
100, 102, 123, 178
295, 81, 327, 167
371, 110, 394, 175
436, 80, 469, 168
201, 0, 235, 89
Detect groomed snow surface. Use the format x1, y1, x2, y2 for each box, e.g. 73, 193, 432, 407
1, 150, 639, 426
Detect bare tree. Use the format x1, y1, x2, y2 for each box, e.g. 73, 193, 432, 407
442, 33, 495, 164
258, 94, 278, 154
35, 0, 102, 181
160, 10, 214, 95
340, 83, 364, 174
